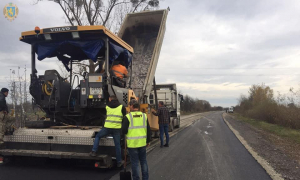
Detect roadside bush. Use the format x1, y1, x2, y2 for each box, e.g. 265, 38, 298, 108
276, 105, 300, 129
237, 84, 300, 130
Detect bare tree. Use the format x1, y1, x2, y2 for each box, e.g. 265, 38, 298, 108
35, 0, 160, 74
48, 0, 160, 28
7, 66, 31, 128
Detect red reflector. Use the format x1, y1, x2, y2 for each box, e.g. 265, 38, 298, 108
0, 157, 3, 161
95, 162, 99, 168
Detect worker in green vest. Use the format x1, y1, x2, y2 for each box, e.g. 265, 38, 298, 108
90, 95, 126, 168
122, 99, 151, 180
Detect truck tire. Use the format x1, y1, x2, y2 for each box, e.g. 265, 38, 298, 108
152, 131, 159, 138
175, 117, 180, 128
169, 122, 174, 132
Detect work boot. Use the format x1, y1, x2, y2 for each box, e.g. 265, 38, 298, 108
89, 151, 97, 157
117, 160, 124, 168
164, 144, 169, 147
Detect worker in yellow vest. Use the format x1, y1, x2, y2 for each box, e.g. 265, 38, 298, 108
122, 99, 151, 180
90, 95, 126, 168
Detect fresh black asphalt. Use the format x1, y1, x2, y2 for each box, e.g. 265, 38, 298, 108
144, 111, 271, 180
0, 112, 272, 180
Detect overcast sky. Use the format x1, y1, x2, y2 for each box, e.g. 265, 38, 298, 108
1, 0, 300, 107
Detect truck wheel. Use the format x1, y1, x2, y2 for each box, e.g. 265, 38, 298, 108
175, 118, 180, 128
169, 123, 174, 132
153, 131, 159, 138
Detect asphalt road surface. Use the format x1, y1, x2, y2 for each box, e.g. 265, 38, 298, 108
111, 111, 272, 180
0, 112, 272, 180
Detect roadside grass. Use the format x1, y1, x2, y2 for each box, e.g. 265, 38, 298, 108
231, 113, 300, 145
181, 111, 210, 115
181, 111, 194, 115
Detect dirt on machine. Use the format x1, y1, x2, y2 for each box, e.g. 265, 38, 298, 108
0, 9, 169, 168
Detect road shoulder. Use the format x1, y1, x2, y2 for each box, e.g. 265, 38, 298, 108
223, 113, 300, 180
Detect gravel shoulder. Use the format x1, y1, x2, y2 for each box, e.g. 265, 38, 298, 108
224, 113, 300, 180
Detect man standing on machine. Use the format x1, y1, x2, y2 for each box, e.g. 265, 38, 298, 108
89, 95, 126, 168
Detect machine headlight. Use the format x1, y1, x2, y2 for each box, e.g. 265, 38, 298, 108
44, 33, 52, 40
71, 31, 80, 39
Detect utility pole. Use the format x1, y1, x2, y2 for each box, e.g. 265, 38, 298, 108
13, 81, 16, 113
18, 66, 23, 128
24, 65, 27, 104
10, 69, 16, 118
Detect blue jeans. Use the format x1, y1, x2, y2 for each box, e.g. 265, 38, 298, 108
128, 146, 149, 180
159, 124, 169, 146
92, 127, 122, 163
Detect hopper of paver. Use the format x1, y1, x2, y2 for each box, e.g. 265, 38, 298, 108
118, 9, 169, 102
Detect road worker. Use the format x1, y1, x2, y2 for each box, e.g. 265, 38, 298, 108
152, 101, 170, 148
89, 95, 126, 168
122, 99, 151, 180
111, 61, 128, 79
0, 88, 9, 144
111, 61, 128, 87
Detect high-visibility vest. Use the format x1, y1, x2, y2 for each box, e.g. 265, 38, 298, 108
104, 105, 123, 129
126, 111, 147, 148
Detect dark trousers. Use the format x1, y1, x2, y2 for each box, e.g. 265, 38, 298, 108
159, 124, 169, 146
128, 146, 149, 180
92, 127, 122, 163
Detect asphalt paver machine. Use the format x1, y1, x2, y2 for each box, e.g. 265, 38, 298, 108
1, 25, 136, 168
0, 9, 169, 168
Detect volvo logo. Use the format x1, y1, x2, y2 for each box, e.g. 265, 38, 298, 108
43, 26, 78, 33
50, 27, 71, 32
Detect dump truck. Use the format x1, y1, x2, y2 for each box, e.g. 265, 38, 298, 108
149, 84, 183, 131
118, 9, 169, 130
0, 9, 169, 168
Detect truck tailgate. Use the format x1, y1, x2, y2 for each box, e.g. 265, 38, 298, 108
118, 9, 169, 99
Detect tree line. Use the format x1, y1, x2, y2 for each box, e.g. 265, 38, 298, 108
180, 94, 213, 114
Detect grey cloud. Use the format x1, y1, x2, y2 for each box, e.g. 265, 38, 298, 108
249, 31, 300, 51
1, 0, 300, 107
194, 0, 264, 19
